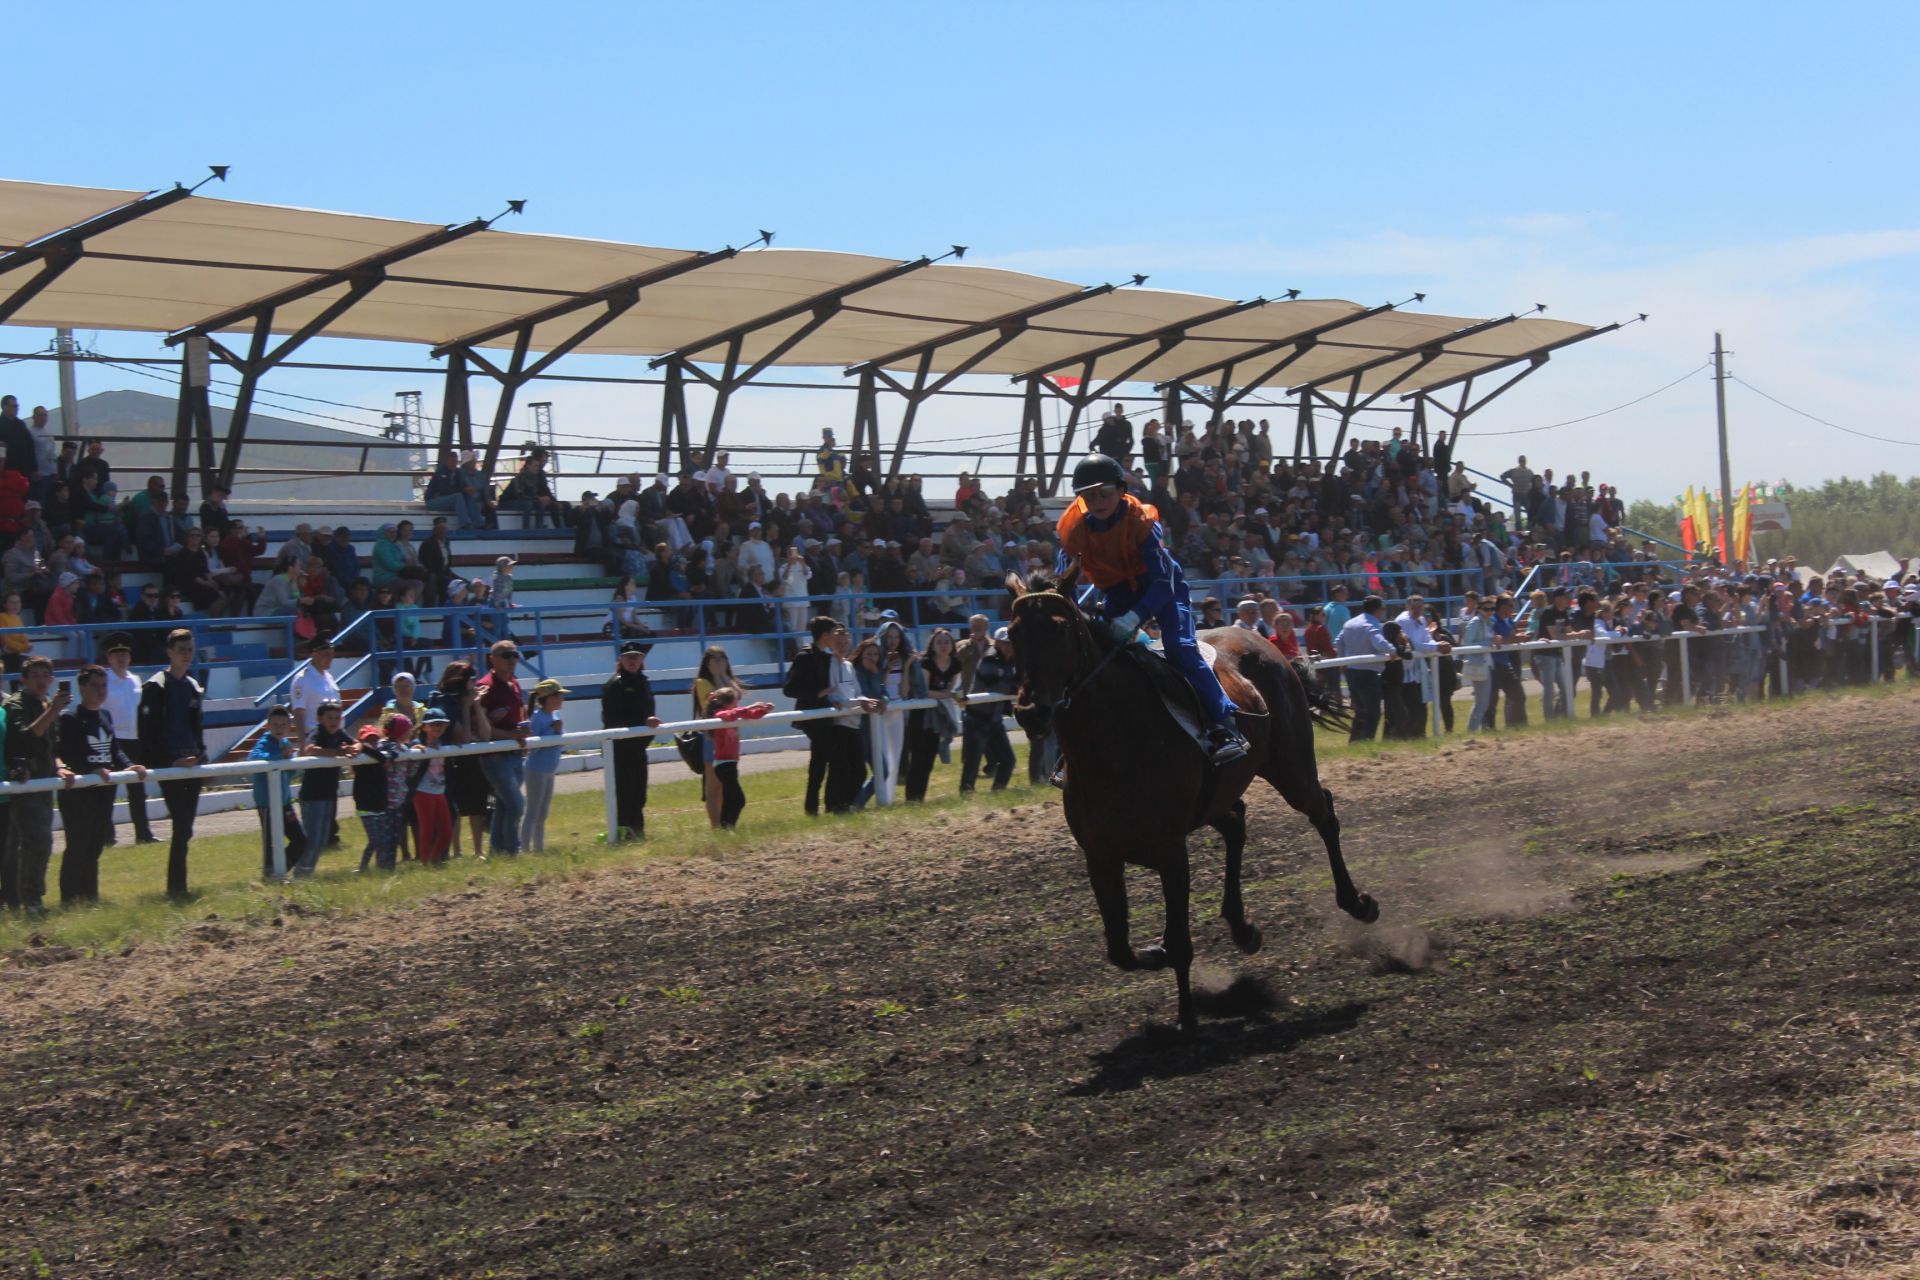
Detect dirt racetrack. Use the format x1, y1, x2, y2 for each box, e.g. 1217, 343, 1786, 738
5, 689, 1920, 1279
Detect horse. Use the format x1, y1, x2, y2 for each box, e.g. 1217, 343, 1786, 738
1005, 564, 1378, 1035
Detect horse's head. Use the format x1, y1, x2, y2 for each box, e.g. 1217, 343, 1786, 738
1005, 560, 1092, 710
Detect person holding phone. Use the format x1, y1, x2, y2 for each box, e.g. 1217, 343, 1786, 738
136, 628, 206, 898
1, 655, 69, 913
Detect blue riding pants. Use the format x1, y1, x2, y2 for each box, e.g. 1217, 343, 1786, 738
1104, 579, 1240, 728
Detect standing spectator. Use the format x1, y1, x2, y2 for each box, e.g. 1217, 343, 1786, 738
692, 644, 743, 719
521, 678, 568, 853
352, 721, 407, 871
601, 641, 661, 841
197, 482, 232, 535
418, 517, 455, 606
489, 556, 516, 610
1392, 595, 1451, 739
1531, 587, 1573, 719
704, 687, 772, 828
1460, 594, 1497, 732
1490, 594, 1528, 726
429, 660, 492, 858
2, 656, 68, 913
25, 406, 57, 490
902, 626, 960, 802
136, 628, 206, 898
782, 616, 839, 817
1334, 596, 1396, 742
823, 623, 876, 812
101, 635, 156, 844
295, 700, 355, 876
777, 545, 813, 639
289, 637, 341, 740
54, 664, 143, 904
247, 705, 308, 879
959, 626, 1019, 793
410, 708, 455, 864
473, 638, 528, 856
0, 395, 35, 481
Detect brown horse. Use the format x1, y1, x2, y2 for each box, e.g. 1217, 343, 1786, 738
1006, 566, 1377, 1035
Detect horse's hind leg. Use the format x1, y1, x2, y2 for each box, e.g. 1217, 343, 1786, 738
1307, 785, 1378, 923
1157, 843, 1199, 1036
1086, 853, 1167, 972
1211, 800, 1263, 954
1270, 770, 1379, 924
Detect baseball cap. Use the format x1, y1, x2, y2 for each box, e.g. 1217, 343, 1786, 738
420, 707, 450, 726
531, 678, 571, 698
495, 555, 515, 568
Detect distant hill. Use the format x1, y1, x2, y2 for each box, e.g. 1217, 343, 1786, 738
69, 389, 419, 503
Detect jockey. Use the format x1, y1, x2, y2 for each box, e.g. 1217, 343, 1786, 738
1055, 452, 1250, 765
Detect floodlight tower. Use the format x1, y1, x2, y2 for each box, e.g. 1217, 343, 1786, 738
529, 401, 558, 474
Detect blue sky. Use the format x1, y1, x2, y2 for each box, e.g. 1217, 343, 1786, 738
5, 2, 1918, 503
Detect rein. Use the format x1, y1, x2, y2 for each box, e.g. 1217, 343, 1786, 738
1021, 591, 1130, 713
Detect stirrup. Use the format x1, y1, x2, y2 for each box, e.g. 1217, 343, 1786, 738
1206, 727, 1249, 765
1048, 761, 1067, 789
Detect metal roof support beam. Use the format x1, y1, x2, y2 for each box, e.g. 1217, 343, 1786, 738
642, 249, 959, 471
429, 234, 761, 358
846, 280, 1123, 379
1289, 308, 1541, 398
0, 179, 207, 325
1150, 295, 1420, 391
1013, 296, 1272, 384
1398, 321, 1627, 449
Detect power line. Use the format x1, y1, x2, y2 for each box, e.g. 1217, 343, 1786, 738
1728, 374, 1920, 448
1455, 363, 1711, 437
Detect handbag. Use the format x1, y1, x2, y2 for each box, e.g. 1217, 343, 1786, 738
673, 730, 707, 775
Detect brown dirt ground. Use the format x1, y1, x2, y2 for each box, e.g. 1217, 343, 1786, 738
3, 689, 1919, 1278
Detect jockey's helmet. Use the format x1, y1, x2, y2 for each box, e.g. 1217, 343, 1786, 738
1071, 453, 1127, 494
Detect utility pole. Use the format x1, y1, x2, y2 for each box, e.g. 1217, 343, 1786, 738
54, 328, 80, 439
1713, 332, 1734, 560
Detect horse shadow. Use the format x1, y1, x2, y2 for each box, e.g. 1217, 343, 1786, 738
1066, 986, 1369, 1097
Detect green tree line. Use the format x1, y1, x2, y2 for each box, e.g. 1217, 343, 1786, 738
1623, 473, 1920, 568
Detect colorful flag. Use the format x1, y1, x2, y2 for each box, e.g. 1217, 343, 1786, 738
1050, 374, 1083, 390
1691, 487, 1713, 557
1733, 483, 1753, 563
1679, 486, 1697, 551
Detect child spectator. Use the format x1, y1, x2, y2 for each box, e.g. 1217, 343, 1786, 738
0, 591, 29, 674
521, 677, 567, 853
295, 701, 356, 876
247, 705, 308, 880
490, 556, 516, 609
704, 686, 772, 829
352, 721, 405, 871
411, 708, 454, 864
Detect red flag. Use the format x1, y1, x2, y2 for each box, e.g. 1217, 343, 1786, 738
1050, 374, 1083, 389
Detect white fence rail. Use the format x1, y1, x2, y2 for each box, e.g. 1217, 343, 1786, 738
0, 614, 1905, 879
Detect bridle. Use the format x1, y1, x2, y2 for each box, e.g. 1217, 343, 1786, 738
1013, 588, 1130, 713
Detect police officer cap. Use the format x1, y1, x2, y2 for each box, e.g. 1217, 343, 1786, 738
1071, 453, 1127, 494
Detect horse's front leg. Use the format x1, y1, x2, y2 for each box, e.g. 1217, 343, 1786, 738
1086, 853, 1165, 971
1312, 786, 1379, 923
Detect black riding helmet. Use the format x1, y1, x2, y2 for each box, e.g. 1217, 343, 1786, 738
1071, 452, 1126, 494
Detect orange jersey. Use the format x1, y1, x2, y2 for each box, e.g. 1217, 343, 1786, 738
1057, 494, 1161, 591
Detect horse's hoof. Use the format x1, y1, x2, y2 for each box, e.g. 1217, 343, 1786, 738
1135, 944, 1170, 971
1343, 893, 1380, 924
1232, 922, 1265, 955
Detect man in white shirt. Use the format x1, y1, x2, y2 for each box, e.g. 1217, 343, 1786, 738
1333, 595, 1397, 742
1231, 599, 1263, 632
102, 634, 157, 844
1392, 595, 1453, 738
289, 637, 342, 740
738, 523, 776, 584
27, 406, 58, 485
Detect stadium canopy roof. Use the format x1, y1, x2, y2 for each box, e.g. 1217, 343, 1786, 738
0, 176, 1620, 492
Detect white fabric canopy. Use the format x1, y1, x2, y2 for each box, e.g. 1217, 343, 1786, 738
0, 181, 1598, 396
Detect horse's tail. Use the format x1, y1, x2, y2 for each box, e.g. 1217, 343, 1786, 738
1290, 658, 1353, 734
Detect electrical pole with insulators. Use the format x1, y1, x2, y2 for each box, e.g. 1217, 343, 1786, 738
529, 401, 557, 477
1713, 333, 1734, 560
